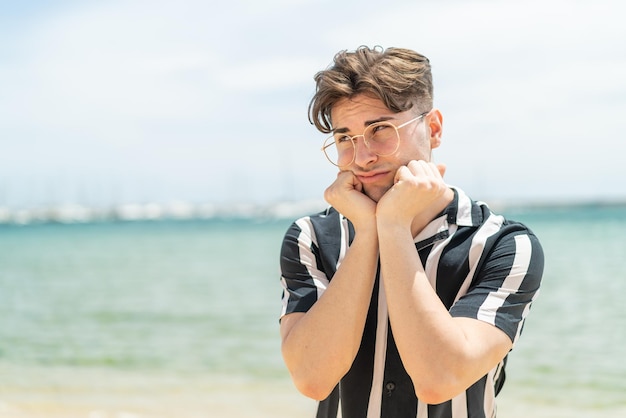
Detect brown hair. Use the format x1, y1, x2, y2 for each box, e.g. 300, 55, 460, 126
308, 45, 433, 134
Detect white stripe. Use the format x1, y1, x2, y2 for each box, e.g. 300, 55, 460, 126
294, 217, 331, 302
423, 223, 457, 289
280, 276, 290, 317
451, 390, 468, 416
367, 276, 389, 418
512, 238, 540, 345
414, 213, 448, 244
483, 363, 499, 418
416, 400, 427, 418
456, 189, 474, 226
477, 234, 532, 326
512, 287, 540, 346
337, 215, 349, 269
453, 213, 505, 303
280, 216, 331, 318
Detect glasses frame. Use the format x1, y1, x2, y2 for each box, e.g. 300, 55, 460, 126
321, 112, 428, 167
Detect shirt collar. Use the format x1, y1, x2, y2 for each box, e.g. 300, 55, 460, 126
414, 186, 483, 249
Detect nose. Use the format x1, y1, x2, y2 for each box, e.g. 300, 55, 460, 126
353, 136, 377, 167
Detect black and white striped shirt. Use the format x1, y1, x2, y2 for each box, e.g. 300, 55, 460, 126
280, 187, 544, 418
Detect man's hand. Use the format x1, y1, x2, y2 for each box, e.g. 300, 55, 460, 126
324, 171, 377, 230
376, 160, 448, 229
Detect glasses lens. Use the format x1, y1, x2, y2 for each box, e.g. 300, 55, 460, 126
364, 122, 399, 156
323, 136, 353, 166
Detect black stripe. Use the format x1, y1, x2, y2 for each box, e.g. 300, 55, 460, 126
428, 399, 452, 418
380, 326, 418, 416
309, 209, 344, 278
279, 218, 322, 314
436, 226, 475, 309
465, 375, 487, 418
338, 274, 379, 417
494, 227, 544, 338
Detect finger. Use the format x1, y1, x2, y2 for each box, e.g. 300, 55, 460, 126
436, 163, 446, 178
352, 174, 363, 193
340, 170, 363, 192
394, 165, 411, 183
407, 160, 433, 178
336, 170, 354, 181
426, 162, 443, 177
337, 168, 350, 178
421, 161, 444, 179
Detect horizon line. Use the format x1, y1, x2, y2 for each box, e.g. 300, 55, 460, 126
1, 197, 626, 226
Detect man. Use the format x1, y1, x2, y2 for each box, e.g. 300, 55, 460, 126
279, 46, 544, 418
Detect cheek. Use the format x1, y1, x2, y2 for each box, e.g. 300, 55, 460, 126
397, 141, 431, 163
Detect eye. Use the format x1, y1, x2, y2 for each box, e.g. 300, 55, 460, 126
335, 134, 352, 144
370, 123, 391, 134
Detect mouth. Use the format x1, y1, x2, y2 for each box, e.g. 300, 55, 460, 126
356, 171, 391, 184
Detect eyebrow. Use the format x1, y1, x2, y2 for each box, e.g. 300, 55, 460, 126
332, 116, 396, 134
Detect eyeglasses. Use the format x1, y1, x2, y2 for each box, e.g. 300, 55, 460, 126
321, 112, 428, 167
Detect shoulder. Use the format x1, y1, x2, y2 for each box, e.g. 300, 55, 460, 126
282, 206, 351, 244
452, 187, 542, 239
446, 186, 544, 271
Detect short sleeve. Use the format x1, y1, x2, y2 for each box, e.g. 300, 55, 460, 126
279, 217, 330, 319
449, 229, 544, 345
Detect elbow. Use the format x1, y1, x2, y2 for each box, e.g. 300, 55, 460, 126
291, 373, 337, 401
414, 387, 457, 406
282, 352, 339, 401
284, 353, 344, 401
410, 372, 465, 405
282, 341, 348, 402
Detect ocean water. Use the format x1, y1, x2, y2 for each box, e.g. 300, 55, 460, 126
0, 203, 625, 417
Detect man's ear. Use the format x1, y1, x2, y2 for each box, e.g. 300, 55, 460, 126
427, 109, 443, 149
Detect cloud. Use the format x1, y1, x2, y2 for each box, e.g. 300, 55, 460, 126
217, 56, 319, 91
0, 0, 625, 207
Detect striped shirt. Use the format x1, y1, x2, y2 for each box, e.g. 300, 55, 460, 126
279, 187, 544, 418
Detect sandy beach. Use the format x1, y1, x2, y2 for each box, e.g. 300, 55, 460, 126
2, 372, 624, 418
0, 372, 316, 418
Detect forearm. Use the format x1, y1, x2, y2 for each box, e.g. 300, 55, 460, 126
378, 226, 458, 389
281, 228, 379, 400
378, 224, 509, 403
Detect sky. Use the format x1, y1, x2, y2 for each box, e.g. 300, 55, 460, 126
1, 0, 625, 209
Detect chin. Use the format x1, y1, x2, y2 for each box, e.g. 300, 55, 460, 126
364, 185, 389, 203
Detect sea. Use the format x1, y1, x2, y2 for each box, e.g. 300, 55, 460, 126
0, 202, 625, 418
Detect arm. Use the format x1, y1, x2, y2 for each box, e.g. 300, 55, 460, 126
280, 171, 379, 400
377, 223, 513, 404
376, 160, 514, 404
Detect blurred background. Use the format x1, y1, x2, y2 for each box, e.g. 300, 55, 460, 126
1, 0, 625, 213
1, 0, 625, 417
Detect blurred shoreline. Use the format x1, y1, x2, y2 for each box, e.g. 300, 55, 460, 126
0, 199, 328, 225
1, 197, 625, 225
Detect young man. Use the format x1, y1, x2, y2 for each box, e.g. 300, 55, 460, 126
279, 46, 544, 418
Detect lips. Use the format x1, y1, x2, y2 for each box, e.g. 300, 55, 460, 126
356, 171, 391, 184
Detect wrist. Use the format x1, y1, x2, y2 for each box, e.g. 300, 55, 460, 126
376, 218, 413, 241
353, 220, 379, 239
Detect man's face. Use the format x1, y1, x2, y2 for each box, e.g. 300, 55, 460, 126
329, 94, 437, 202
